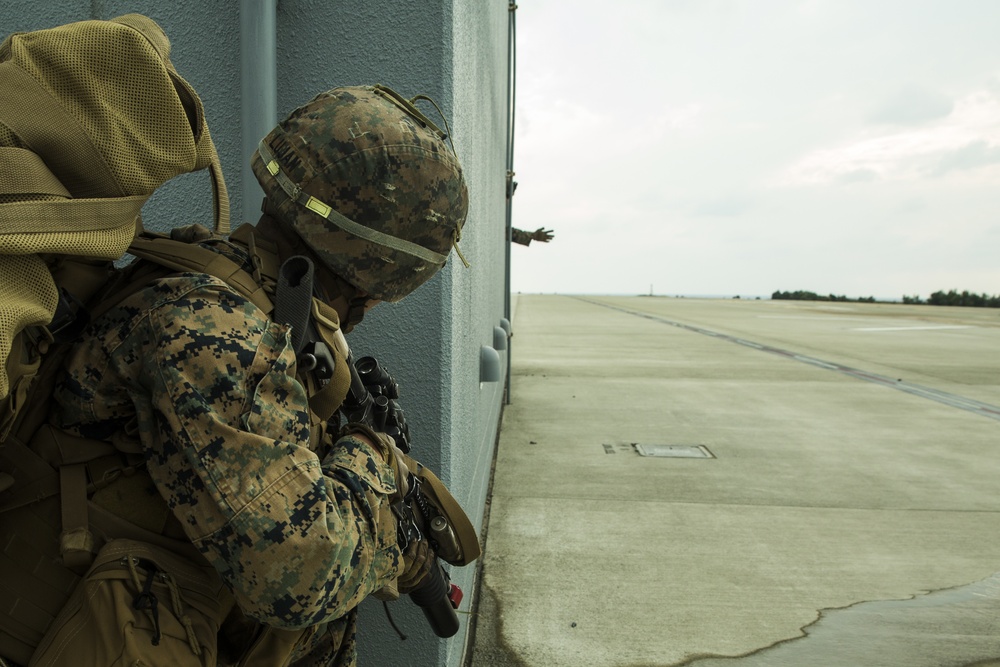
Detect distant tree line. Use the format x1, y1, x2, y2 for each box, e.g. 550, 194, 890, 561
771, 290, 876, 303
904, 290, 1000, 308
774, 289, 1000, 308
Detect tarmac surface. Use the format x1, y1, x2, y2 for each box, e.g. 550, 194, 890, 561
466, 295, 1000, 667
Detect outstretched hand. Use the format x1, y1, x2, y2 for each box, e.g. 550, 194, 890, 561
530, 227, 554, 242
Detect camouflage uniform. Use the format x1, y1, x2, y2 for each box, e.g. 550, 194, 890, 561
52, 239, 402, 667
510, 227, 553, 246
510, 228, 534, 246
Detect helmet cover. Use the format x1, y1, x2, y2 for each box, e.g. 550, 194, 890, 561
251, 85, 469, 302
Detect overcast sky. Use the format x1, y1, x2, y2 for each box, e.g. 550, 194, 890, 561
508, 0, 1000, 299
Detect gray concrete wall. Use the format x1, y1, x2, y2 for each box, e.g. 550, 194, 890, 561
0, 2, 510, 665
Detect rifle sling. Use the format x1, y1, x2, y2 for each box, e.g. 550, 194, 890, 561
304, 298, 352, 422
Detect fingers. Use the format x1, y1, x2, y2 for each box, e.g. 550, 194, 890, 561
397, 538, 434, 594
532, 227, 554, 242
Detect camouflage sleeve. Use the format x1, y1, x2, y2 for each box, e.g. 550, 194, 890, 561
97, 276, 402, 628
510, 227, 532, 245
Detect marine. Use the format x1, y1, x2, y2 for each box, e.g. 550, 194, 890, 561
0, 81, 471, 666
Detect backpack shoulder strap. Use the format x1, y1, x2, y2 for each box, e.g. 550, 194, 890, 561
126, 230, 274, 315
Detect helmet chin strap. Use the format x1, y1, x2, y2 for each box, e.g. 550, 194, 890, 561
317, 273, 369, 334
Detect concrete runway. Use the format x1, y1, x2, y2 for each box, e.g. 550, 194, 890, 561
467, 295, 1000, 667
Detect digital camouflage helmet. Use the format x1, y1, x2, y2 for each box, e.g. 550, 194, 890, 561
251, 85, 469, 302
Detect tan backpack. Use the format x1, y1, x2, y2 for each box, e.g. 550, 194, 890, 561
0, 17, 352, 665
0, 13, 229, 440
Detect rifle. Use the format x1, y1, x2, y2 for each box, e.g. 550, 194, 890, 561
338, 356, 465, 638
276, 255, 477, 638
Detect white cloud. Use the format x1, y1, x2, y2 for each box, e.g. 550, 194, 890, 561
868, 84, 954, 126
780, 89, 1000, 185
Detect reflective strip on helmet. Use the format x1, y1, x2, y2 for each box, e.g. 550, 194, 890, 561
257, 139, 449, 266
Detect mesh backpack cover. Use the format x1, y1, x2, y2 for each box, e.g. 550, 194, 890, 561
0, 14, 229, 435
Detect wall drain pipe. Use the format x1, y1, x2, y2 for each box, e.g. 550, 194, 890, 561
503, 1, 518, 404
240, 0, 277, 224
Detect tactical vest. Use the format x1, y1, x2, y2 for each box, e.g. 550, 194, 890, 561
0, 224, 353, 667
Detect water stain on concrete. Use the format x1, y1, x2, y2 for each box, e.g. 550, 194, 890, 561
465, 578, 529, 667
669, 572, 1000, 667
